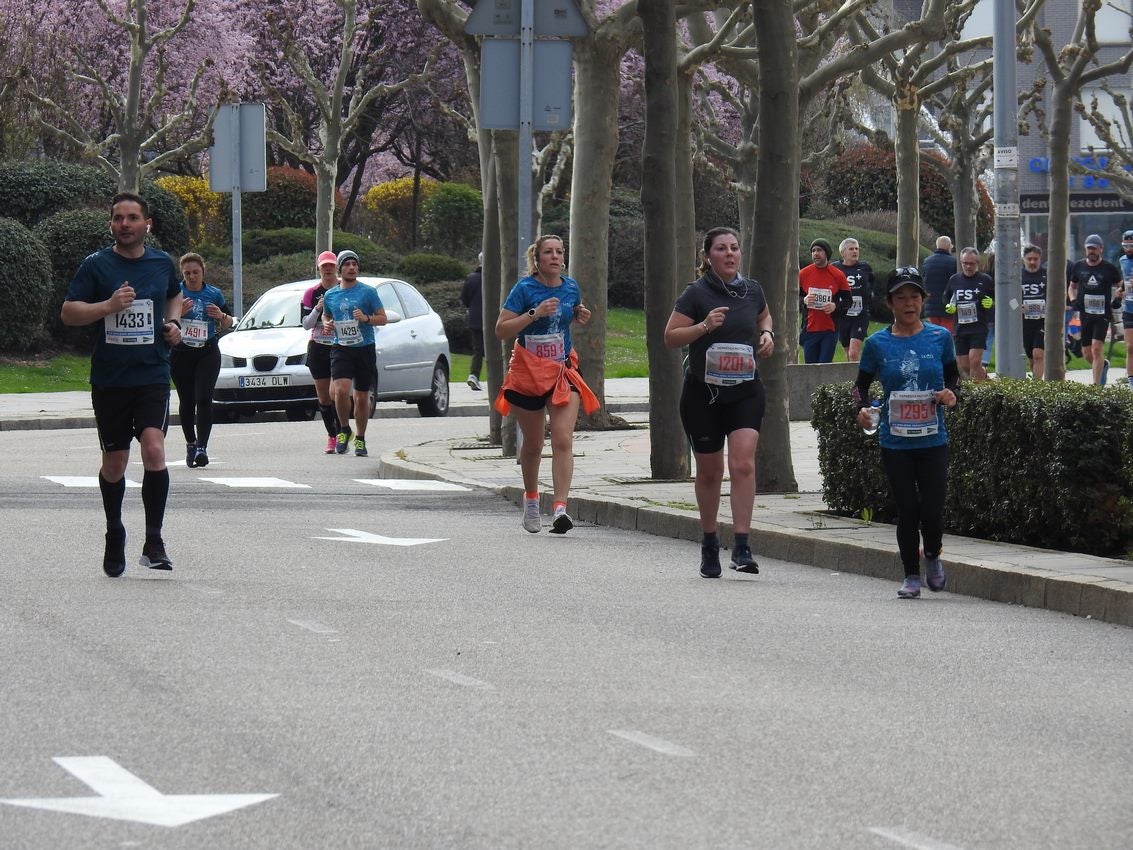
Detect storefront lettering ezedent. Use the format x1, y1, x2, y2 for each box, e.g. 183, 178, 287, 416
1019, 193, 1132, 213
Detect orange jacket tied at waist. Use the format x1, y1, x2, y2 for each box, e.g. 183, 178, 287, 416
494, 344, 600, 416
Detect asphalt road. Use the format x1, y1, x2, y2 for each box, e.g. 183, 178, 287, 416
0, 417, 1130, 849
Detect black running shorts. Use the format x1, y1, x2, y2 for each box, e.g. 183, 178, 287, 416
679, 373, 765, 454
307, 340, 334, 380
330, 344, 377, 392
91, 383, 170, 453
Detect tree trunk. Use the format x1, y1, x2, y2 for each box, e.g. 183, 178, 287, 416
894, 94, 921, 267
751, 0, 798, 494
570, 38, 623, 426
482, 141, 504, 446
675, 69, 696, 284
495, 129, 520, 457
639, 0, 687, 480
314, 159, 337, 253
1044, 80, 1073, 382
950, 153, 978, 252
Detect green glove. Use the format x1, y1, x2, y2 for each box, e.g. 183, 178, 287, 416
945, 302, 957, 314
981, 296, 994, 308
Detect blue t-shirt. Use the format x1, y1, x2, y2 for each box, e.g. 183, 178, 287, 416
859, 323, 956, 450
177, 283, 229, 347
502, 275, 582, 362
323, 282, 384, 347
1119, 254, 1133, 312
65, 245, 180, 387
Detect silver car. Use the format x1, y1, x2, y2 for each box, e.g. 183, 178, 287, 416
213, 277, 451, 420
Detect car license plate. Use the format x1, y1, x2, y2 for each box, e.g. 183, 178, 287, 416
239, 375, 290, 388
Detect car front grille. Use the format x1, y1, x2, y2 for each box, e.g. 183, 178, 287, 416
252, 355, 279, 372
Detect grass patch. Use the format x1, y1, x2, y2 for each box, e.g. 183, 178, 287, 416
0, 354, 90, 393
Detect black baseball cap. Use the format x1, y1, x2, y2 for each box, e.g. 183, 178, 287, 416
887, 266, 928, 296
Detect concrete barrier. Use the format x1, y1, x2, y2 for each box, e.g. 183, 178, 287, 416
787, 362, 858, 421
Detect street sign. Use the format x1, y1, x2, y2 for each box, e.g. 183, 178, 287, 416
479, 39, 573, 130
209, 103, 267, 193
465, 0, 587, 37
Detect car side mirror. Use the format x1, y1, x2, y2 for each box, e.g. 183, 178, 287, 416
384, 310, 402, 323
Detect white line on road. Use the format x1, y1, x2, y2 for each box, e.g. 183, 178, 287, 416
287, 619, 338, 635
42, 476, 140, 488
355, 479, 471, 491
424, 669, 495, 690
869, 827, 968, 850
198, 477, 309, 488
607, 730, 695, 757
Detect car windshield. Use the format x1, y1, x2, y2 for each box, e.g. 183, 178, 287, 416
236, 288, 302, 330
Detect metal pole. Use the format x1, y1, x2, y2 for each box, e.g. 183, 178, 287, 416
229, 104, 244, 317
518, 0, 534, 271
993, 0, 1024, 378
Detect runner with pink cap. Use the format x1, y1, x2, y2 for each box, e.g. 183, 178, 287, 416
301, 251, 341, 452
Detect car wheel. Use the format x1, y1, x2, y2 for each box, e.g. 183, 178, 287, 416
417, 360, 450, 417
286, 406, 316, 422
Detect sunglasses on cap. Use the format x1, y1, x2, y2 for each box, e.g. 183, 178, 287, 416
893, 266, 921, 279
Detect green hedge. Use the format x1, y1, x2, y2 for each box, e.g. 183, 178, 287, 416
417, 280, 468, 353
204, 228, 397, 273
811, 379, 1133, 558
0, 217, 53, 351
421, 182, 482, 257
396, 253, 467, 285
32, 209, 114, 345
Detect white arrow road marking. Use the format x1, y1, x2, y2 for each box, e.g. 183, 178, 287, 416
354, 479, 471, 491
42, 477, 140, 489
312, 528, 447, 546
0, 757, 277, 828
607, 730, 695, 757
425, 669, 495, 690
199, 477, 309, 488
868, 827, 968, 850
287, 619, 338, 635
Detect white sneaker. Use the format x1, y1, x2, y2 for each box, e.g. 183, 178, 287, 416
550, 508, 573, 535
467, 374, 482, 391
522, 499, 541, 533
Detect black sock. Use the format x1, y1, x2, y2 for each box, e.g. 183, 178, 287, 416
99, 473, 126, 533
702, 532, 719, 549
141, 468, 170, 541
319, 404, 338, 437
734, 532, 749, 550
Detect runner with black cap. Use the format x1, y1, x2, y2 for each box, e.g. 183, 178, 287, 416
853, 267, 960, 599
1068, 233, 1121, 385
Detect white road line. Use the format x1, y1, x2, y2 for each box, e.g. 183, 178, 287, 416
607, 730, 695, 757
42, 476, 140, 488
869, 827, 968, 850
424, 669, 495, 690
287, 619, 338, 635
198, 477, 309, 488
354, 479, 471, 491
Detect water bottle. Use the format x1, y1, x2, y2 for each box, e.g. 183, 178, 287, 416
862, 400, 881, 436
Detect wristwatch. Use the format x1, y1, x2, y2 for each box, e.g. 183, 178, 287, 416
527, 308, 537, 317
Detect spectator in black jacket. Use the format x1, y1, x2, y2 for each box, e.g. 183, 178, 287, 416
922, 236, 955, 332
460, 254, 484, 390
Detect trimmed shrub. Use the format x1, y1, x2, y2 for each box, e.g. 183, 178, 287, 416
420, 182, 482, 257
155, 175, 223, 244
396, 253, 467, 285
216, 228, 397, 272
417, 280, 468, 353
363, 175, 438, 253
32, 209, 114, 344
217, 166, 341, 232
0, 159, 113, 228
141, 179, 191, 257
811, 379, 1133, 558
0, 217, 53, 351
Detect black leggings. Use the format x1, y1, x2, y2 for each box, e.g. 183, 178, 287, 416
171, 343, 220, 446
880, 444, 949, 576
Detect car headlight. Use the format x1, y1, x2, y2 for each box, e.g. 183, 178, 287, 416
285, 353, 307, 366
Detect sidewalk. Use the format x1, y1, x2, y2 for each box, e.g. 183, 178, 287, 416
3, 374, 1131, 627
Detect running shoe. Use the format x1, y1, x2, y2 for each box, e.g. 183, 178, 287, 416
700, 544, 722, 578
103, 527, 126, 578
1101, 358, 1111, 386
523, 499, 541, 533
729, 544, 760, 574
923, 551, 946, 592
467, 374, 482, 391
335, 428, 352, 455
354, 437, 368, 457
550, 509, 573, 535
897, 575, 921, 598
185, 442, 196, 468
325, 435, 337, 454
139, 538, 173, 571
193, 446, 209, 468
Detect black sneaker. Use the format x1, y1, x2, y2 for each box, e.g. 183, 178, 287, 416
139, 538, 173, 571
193, 446, 209, 467
185, 442, 196, 468
103, 528, 126, 578
700, 544, 721, 578
729, 544, 760, 574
